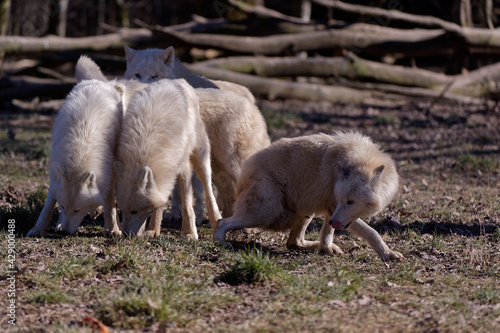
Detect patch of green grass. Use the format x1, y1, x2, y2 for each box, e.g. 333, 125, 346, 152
27, 289, 74, 304
0, 186, 49, 234
457, 153, 499, 172
260, 106, 301, 130
218, 246, 286, 285
374, 115, 398, 126
49, 255, 97, 279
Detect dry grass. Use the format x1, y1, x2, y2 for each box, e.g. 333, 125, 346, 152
0, 99, 499, 332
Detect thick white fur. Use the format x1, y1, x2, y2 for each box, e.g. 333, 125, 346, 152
75, 55, 148, 111
27, 80, 124, 237
114, 79, 221, 238
123, 46, 263, 225
123, 46, 256, 103
214, 132, 403, 262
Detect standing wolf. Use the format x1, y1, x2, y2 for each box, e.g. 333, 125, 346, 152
123, 45, 255, 103
123, 46, 267, 223
214, 132, 403, 262
114, 79, 221, 238
27, 80, 124, 237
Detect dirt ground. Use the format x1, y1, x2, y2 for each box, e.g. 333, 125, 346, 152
0, 96, 499, 332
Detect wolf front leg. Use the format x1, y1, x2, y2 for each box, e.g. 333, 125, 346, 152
144, 207, 163, 237
103, 183, 121, 237
347, 218, 403, 261
27, 192, 57, 237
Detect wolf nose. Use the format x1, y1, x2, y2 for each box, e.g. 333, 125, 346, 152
330, 220, 343, 229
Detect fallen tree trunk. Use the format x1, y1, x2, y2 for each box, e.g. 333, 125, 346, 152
0, 28, 153, 54
186, 62, 488, 104
185, 62, 376, 103
312, 0, 500, 48
154, 25, 446, 56
197, 53, 452, 90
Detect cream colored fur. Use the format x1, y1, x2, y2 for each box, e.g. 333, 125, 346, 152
194, 88, 270, 217
114, 79, 221, 238
27, 80, 124, 237
123, 46, 255, 103
122, 46, 264, 225
75, 55, 148, 111
214, 132, 403, 262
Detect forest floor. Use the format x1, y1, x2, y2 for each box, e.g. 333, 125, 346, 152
0, 97, 499, 332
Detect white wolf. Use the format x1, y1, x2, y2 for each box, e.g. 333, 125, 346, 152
123, 45, 255, 103
77, 55, 270, 221
214, 132, 404, 262
194, 88, 270, 217
27, 79, 125, 237
123, 46, 266, 223
114, 78, 221, 238
75, 55, 148, 109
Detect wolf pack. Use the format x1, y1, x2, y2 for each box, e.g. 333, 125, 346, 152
26, 46, 403, 262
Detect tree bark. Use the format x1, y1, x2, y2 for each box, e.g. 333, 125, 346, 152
198, 54, 452, 90
0, 0, 10, 36
186, 62, 375, 103
154, 24, 445, 55
0, 28, 153, 53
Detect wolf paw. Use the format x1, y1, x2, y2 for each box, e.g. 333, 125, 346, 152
144, 230, 160, 238
320, 244, 344, 255
26, 227, 45, 237
182, 232, 199, 241
104, 229, 122, 238
381, 250, 404, 262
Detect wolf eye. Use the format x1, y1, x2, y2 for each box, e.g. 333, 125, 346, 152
74, 209, 80, 213
347, 200, 355, 205
135, 73, 141, 78
151, 75, 158, 80
131, 211, 138, 215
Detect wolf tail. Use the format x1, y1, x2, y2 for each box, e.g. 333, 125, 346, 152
75, 55, 108, 83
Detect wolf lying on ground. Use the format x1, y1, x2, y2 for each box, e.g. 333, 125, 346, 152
114, 78, 221, 238
27, 80, 125, 237
214, 132, 404, 262
123, 45, 258, 224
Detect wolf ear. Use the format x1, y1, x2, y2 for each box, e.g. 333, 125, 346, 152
139, 166, 156, 191
160, 46, 175, 67
124, 45, 136, 63
371, 165, 385, 184
114, 161, 125, 176
83, 171, 96, 189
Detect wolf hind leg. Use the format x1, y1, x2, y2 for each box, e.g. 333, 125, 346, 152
347, 218, 403, 261
214, 214, 263, 248
191, 145, 222, 230
286, 215, 321, 251
177, 164, 198, 240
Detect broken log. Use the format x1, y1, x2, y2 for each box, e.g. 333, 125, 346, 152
197, 53, 452, 90
185, 62, 375, 103
154, 25, 445, 55
0, 28, 153, 54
